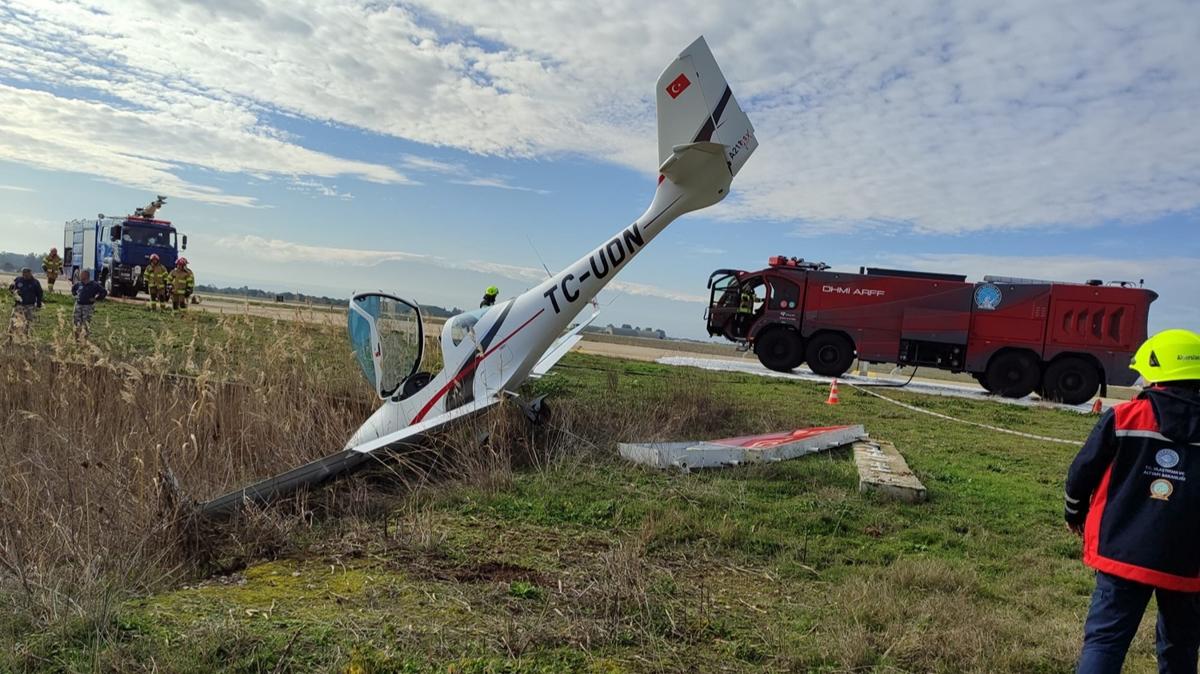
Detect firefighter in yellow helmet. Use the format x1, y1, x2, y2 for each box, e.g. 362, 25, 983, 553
168, 257, 194, 312
144, 254, 169, 310
480, 285, 499, 308
1065, 330, 1200, 672
733, 284, 757, 338
41, 247, 63, 292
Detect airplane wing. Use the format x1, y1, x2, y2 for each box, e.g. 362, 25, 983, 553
528, 309, 600, 379
199, 396, 501, 516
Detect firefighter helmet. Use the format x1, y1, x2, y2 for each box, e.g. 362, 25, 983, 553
1130, 329, 1200, 384
176, 257, 188, 266
149, 253, 160, 262
485, 286, 499, 296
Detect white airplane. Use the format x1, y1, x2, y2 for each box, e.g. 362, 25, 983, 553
202, 35, 758, 514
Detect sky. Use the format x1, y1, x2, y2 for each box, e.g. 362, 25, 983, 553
0, 0, 1197, 340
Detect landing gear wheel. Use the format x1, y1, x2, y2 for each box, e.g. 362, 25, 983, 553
754, 329, 803, 372
521, 396, 551, 426
985, 351, 1040, 399
805, 332, 855, 377
1041, 357, 1100, 405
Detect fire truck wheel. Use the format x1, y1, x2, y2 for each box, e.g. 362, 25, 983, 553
984, 351, 1040, 398
805, 332, 855, 377
1041, 357, 1100, 405
755, 329, 803, 372
971, 372, 996, 393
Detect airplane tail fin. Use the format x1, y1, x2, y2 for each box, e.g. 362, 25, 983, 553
656, 36, 758, 178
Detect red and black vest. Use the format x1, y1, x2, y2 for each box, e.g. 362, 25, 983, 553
1065, 387, 1200, 591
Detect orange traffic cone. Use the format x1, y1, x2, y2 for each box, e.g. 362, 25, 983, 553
826, 379, 840, 405
1090, 399, 1103, 415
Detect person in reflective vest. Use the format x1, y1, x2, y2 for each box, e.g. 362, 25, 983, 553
738, 288, 754, 314
733, 286, 756, 338
41, 248, 63, 292
144, 254, 169, 310
168, 257, 194, 312
1066, 329, 1200, 673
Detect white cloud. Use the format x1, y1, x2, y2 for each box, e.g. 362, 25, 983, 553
0, 0, 1197, 230
447, 176, 549, 195
212, 234, 703, 303
0, 184, 33, 192
400, 154, 548, 194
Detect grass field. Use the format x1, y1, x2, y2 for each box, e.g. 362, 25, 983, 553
0, 295, 1162, 673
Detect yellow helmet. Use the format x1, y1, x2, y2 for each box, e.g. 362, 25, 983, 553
485, 286, 499, 296
1130, 329, 1200, 383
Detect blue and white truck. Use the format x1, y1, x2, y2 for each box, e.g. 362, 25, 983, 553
63, 197, 188, 298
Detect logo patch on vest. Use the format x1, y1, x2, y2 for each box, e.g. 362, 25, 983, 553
1157, 449, 1181, 469
1150, 478, 1174, 501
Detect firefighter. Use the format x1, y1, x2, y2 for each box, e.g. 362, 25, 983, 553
41, 248, 63, 292
480, 285, 499, 308
168, 257, 194, 312
70, 269, 106, 340
1065, 329, 1200, 673
144, 254, 169, 310
7, 268, 43, 339
733, 285, 756, 337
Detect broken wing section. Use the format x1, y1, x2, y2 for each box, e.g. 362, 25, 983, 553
529, 310, 600, 379
201, 395, 501, 516
656, 36, 758, 178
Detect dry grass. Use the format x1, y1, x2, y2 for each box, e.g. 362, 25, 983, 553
0, 302, 726, 650
0, 310, 374, 636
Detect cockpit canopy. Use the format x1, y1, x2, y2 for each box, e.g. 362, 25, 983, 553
442, 307, 487, 354
347, 293, 424, 400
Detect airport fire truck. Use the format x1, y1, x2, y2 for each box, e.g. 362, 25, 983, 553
706, 257, 1157, 404
63, 196, 187, 298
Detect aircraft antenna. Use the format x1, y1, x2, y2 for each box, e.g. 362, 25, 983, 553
525, 234, 553, 279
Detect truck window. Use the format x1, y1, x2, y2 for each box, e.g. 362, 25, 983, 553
767, 277, 800, 310
123, 226, 173, 247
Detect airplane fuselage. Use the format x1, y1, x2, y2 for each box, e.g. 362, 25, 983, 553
345, 177, 718, 451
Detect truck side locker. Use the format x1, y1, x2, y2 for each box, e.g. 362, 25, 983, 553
82, 223, 97, 278
1044, 289, 1146, 393
898, 303, 971, 370
964, 282, 1052, 373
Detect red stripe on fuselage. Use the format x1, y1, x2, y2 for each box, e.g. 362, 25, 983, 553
410, 309, 546, 424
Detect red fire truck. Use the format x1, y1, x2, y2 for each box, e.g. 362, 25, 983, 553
705, 257, 1157, 404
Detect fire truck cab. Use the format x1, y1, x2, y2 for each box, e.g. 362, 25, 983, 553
706, 257, 1157, 404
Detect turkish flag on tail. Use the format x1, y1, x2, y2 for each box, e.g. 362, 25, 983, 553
666, 73, 691, 99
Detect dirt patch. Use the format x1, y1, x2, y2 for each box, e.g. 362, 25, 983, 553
448, 561, 544, 584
